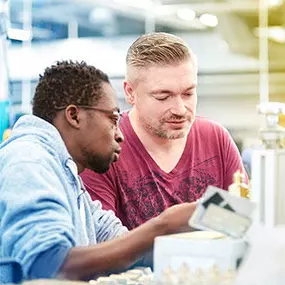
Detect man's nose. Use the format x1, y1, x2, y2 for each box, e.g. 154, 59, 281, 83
115, 127, 124, 143
171, 96, 187, 116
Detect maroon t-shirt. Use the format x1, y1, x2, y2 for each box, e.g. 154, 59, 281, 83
81, 114, 247, 230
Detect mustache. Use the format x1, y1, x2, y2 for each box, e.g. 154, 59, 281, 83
163, 114, 191, 122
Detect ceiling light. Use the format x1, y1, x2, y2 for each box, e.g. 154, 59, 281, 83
7, 28, 32, 41
199, 13, 218, 27
176, 8, 196, 21
89, 8, 113, 23
113, 0, 151, 9
0, 1, 8, 13
268, 26, 285, 43
268, 0, 283, 7
255, 26, 285, 43
154, 5, 173, 16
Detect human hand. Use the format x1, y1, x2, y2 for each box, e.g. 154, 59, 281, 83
157, 202, 198, 234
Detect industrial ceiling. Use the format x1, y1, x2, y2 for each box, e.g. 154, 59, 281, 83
7, 0, 285, 67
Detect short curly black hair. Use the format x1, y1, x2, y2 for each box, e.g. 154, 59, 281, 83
32, 60, 110, 123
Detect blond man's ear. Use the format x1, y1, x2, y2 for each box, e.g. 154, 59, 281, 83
123, 80, 135, 106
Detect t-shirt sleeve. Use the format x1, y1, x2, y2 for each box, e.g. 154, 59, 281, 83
219, 126, 248, 190
80, 168, 118, 214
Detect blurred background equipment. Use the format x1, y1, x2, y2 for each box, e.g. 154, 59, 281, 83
2, 0, 285, 145
235, 226, 285, 285
251, 102, 285, 228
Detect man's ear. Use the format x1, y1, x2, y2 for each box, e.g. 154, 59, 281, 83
65, 105, 80, 129
123, 80, 135, 106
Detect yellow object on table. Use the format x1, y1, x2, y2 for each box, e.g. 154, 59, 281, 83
228, 170, 250, 199
279, 114, 285, 148
279, 114, 285, 127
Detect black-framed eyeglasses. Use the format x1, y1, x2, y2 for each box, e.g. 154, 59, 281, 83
55, 105, 122, 127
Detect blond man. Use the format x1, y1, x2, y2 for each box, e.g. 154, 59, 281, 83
81, 32, 247, 230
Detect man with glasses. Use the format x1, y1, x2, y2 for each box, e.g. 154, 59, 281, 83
0, 60, 197, 282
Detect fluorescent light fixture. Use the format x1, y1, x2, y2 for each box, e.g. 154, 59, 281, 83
268, 26, 285, 43
7, 28, 32, 41
268, 0, 283, 7
89, 7, 113, 23
199, 13, 218, 27
154, 5, 173, 16
255, 26, 285, 43
0, 1, 8, 14
113, 0, 151, 9
176, 8, 196, 21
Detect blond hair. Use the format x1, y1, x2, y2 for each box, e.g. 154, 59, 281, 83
126, 32, 196, 69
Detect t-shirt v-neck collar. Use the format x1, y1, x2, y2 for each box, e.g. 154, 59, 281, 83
123, 114, 191, 176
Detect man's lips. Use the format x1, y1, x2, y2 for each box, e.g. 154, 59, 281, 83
166, 120, 187, 123
165, 120, 188, 129
113, 148, 121, 162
